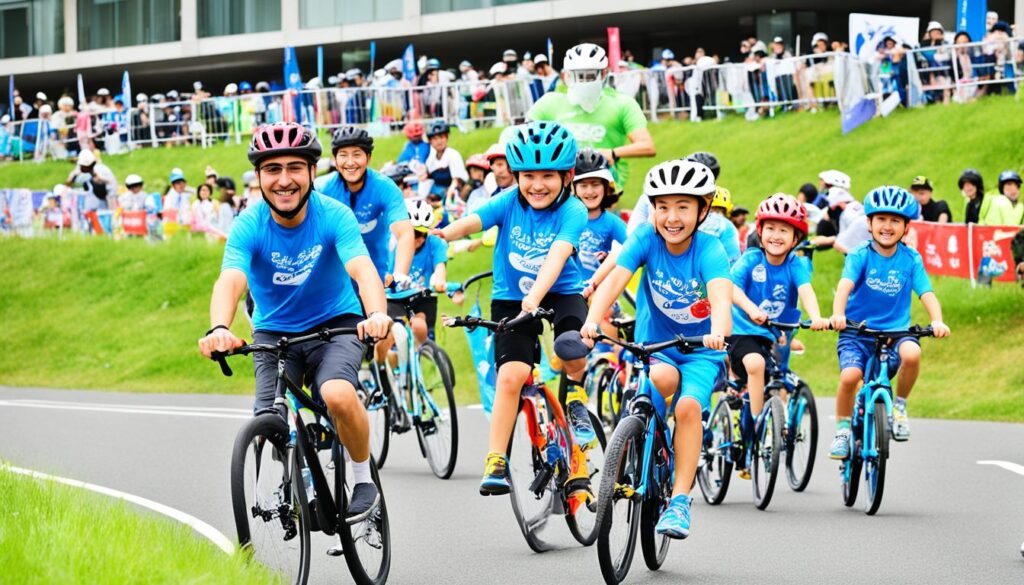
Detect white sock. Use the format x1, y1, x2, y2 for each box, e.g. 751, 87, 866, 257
895, 397, 907, 408
351, 457, 372, 485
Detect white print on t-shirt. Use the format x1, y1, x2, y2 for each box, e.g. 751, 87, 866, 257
865, 268, 906, 296
507, 226, 554, 277
271, 244, 323, 287
351, 200, 379, 234
647, 269, 711, 325
752, 264, 767, 283
561, 122, 607, 144
579, 229, 607, 272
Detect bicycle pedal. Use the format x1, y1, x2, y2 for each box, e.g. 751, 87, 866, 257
420, 420, 438, 436
326, 544, 345, 557
528, 466, 554, 494
613, 483, 637, 501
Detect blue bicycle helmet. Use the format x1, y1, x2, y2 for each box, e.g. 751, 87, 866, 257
864, 185, 919, 219
998, 170, 1022, 194
505, 122, 577, 172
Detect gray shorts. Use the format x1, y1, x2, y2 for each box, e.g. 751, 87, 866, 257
252, 319, 366, 413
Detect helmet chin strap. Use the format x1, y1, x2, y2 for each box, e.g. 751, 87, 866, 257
262, 186, 312, 220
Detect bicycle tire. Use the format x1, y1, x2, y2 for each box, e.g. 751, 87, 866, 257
842, 444, 863, 507
785, 382, 818, 492
697, 398, 733, 505
639, 428, 672, 570
752, 396, 784, 510
592, 363, 616, 430
597, 415, 645, 584
864, 406, 889, 516
507, 398, 557, 553
417, 340, 459, 480
566, 410, 608, 546
337, 457, 391, 585
364, 369, 391, 468
230, 414, 311, 585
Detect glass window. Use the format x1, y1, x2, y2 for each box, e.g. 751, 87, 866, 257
78, 0, 180, 51
0, 0, 64, 58
422, 0, 538, 15
198, 0, 280, 38
300, 0, 401, 27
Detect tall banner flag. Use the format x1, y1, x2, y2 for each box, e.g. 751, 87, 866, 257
317, 45, 324, 85
849, 14, 920, 62
547, 37, 553, 65
369, 41, 377, 76
77, 74, 86, 107
607, 28, 622, 70
121, 71, 132, 110
957, 0, 987, 43
402, 44, 417, 82
7, 75, 13, 119
283, 46, 303, 123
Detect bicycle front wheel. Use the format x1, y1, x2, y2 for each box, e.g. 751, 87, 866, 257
785, 382, 818, 492
752, 396, 783, 510
597, 415, 645, 584
639, 428, 672, 570
507, 399, 558, 553
230, 414, 310, 585
566, 410, 607, 546
864, 406, 889, 516
697, 398, 733, 505
362, 367, 391, 469
338, 456, 391, 585
417, 340, 458, 479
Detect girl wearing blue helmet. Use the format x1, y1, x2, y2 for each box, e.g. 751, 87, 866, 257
828, 186, 950, 459
435, 121, 596, 500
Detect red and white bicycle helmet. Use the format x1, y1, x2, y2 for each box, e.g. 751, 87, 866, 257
248, 122, 322, 167
756, 193, 808, 237
465, 153, 490, 172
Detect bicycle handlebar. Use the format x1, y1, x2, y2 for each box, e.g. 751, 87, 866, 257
461, 270, 493, 290
593, 333, 709, 360
386, 282, 463, 303
843, 320, 935, 339
442, 307, 554, 333
209, 326, 366, 377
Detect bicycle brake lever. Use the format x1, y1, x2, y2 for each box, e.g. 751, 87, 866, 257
211, 352, 233, 377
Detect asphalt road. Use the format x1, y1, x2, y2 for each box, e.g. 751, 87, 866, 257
1, 386, 1022, 585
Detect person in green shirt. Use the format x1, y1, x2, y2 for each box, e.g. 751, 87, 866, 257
527, 42, 655, 188
997, 170, 1023, 225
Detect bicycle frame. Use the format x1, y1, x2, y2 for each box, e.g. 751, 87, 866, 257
518, 381, 575, 506
854, 340, 896, 462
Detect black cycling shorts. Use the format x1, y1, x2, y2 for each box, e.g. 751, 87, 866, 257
387, 297, 438, 330
727, 334, 774, 388
252, 314, 365, 413
491, 293, 588, 370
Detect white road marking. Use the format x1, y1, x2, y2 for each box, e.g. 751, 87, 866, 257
2, 464, 235, 555
0, 399, 250, 420
7, 399, 249, 414
977, 460, 1024, 476
466, 404, 484, 410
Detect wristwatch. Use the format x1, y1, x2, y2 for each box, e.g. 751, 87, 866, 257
611, 148, 620, 163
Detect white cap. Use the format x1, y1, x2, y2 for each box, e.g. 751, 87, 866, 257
819, 169, 851, 190
523, 51, 532, 60
489, 62, 508, 75
812, 32, 829, 45
772, 36, 784, 44
503, 49, 518, 60
53, 184, 68, 197
661, 49, 675, 60
386, 59, 402, 71
36, 92, 47, 101
826, 187, 854, 208
193, 81, 203, 90
346, 68, 363, 78
58, 96, 75, 107
97, 88, 110, 96
78, 149, 97, 166
327, 75, 339, 85
459, 60, 472, 69
751, 41, 768, 54
39, 104, 52, 115
166, 89, 179, 99
224, 83, 238, 95
135, 93, 148, 102
533, 54, 548, 65
1, 114, 10, 123
987, 11, 998, 18
926, 21, 944, 33
125, 174, 144, 187
304, 77, 321, 89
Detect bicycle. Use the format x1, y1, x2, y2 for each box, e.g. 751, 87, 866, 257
443, 308, 607, 552
213, 327, 390, 585
838, 320, 934, 516
592, 332, 708, 585
586, 315, 638, 432
362, 284, 460, 479
697, 320, 819, 509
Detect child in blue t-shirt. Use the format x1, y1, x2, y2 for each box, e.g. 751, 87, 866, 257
828, 186, 950, 460
582, 159, 732, 541
436, 122, 595, 499
729, 194, 828, 477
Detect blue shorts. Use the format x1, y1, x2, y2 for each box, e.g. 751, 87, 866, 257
836, 332, 919, 378
651, 347, 727, 412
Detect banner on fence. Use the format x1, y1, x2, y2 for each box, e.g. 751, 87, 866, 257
907, 221, 1018, 285
122, 210, 147, 236
850, 13, 920, 62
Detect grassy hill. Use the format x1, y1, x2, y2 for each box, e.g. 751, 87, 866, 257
1, 97, 1022, 422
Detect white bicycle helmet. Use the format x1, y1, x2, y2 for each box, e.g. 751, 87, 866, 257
643, 160, 716, 202
818, 169, 851, 191
406, 199, 435, 232
564, 43, 609, 72
124, 174, 144, 187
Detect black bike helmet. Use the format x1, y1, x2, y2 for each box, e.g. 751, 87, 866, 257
684, 151, 720, 179
330, 126, 374, 155
574, 148, 611, 178
383, 163, 414, 185
998, 170, 1022, 194
958, 168, 984, 192
426, 120, 450, 138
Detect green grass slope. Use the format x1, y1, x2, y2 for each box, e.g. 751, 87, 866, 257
1, 97, 1022, 421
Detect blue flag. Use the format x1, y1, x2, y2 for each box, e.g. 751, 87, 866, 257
957, 0, 987, 43
547, 38, 554, 65
369, 41, 377, 75
842, 97, 877, 135
316, 46, 324, 85
7, 75, 13, 119
402, 44, 417, 82
283, 46, 304, 123
121, 70, 132, 110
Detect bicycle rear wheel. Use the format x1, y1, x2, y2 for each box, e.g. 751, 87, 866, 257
417, 340, 459, 479
785, 382, 818, 492
697, 398, 733, 505
639, 428, 672, 570
864, 406, 889, 515
752, 396, 783, 510
592, 363, 617, 431
597, 415, 645, 584
841, 442, 863, 507
230, 414, 310, 585
566, 410, 607, 546
507, 398, 558, 553
338, 456, 391, 585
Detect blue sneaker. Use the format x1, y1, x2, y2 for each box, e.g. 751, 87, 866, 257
566, 398, 597, 447
655, 494, 692, 539
479, 452, 510, 496
829, 428, 852, 460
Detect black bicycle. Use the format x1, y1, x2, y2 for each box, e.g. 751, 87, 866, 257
214, 327, 390, 585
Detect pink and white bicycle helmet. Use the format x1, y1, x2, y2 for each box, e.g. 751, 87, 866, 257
756, 193, 809, 237
248, 122, 322, 167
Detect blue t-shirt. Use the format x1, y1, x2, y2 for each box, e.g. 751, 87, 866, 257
473, 190, 587, 300
779, 254, 813, 323
390, 234, 447, 289
698, 212, 741, 265
397, 140, 429, 164
842, 242, 933, 330
579, 210, 627, 281
730, 248, 812, 340
617, 225, 731, 349
314, 168, 408, 280
222, 193, 368, 332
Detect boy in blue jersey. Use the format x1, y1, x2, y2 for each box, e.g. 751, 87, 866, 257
828, 186, 950, 459
582, 159, 732, 540
573, 149, 627, 286
198, 123, 392, 520
436, 122, 596, 498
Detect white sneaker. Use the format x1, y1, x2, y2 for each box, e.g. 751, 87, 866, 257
892, 402, 911, 441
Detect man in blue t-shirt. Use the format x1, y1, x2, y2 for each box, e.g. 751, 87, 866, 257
314, 126, 414, 286
828, 186, 950, 459
198, 122, 392, 520
582, 159, 731, 542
